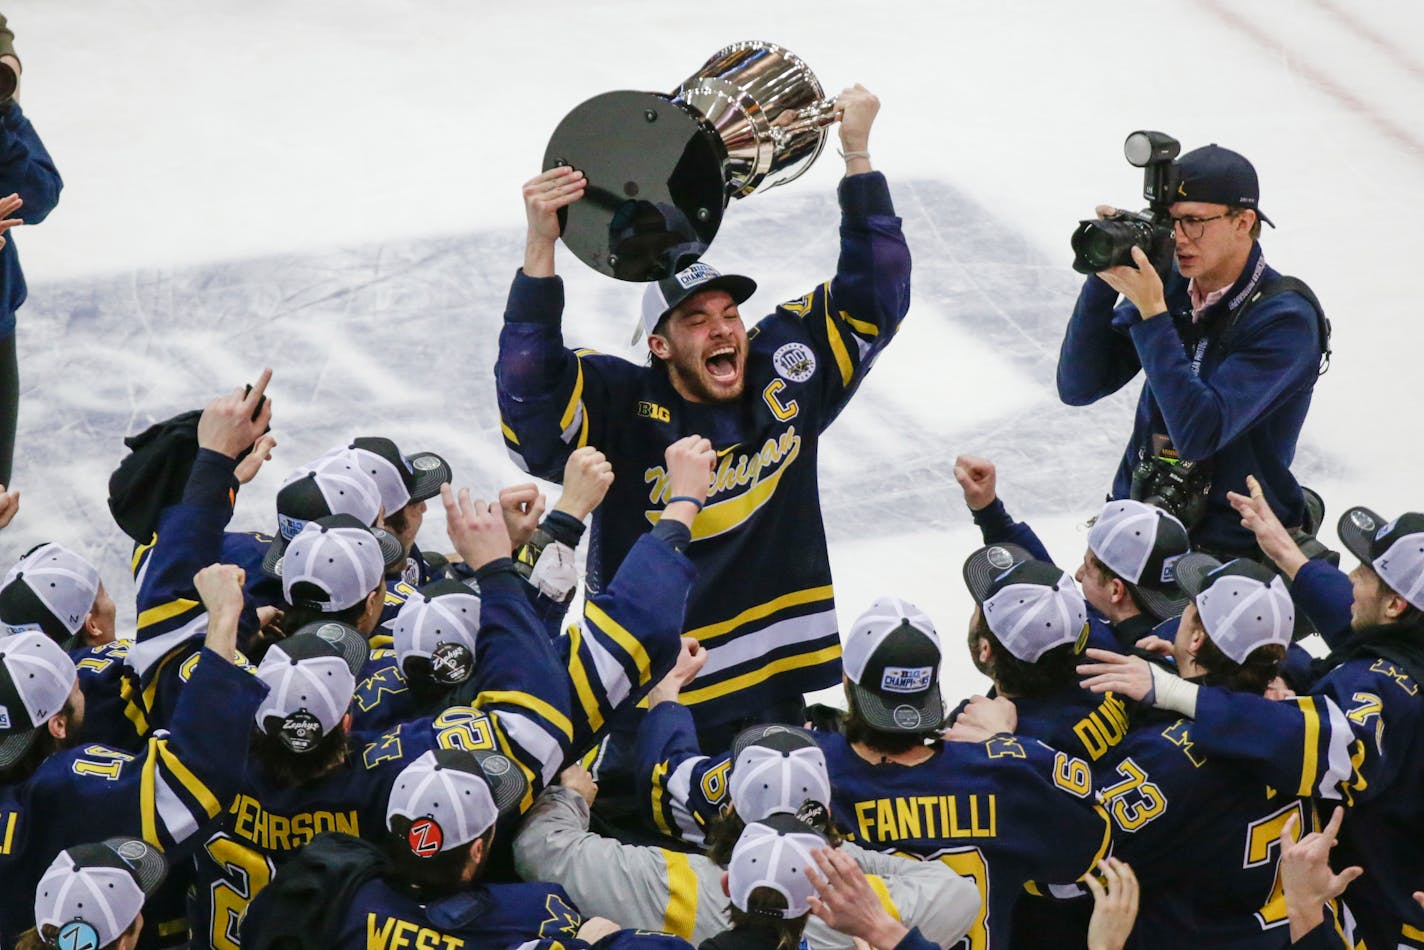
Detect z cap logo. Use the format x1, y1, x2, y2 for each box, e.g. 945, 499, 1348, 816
57, 921, 101, 950
881, 666, 933, 694
408, 817, 445, 858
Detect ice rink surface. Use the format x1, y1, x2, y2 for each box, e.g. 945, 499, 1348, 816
5, 0, 1423, 702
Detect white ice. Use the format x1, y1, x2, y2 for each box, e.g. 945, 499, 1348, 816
6, 0, 1424, 705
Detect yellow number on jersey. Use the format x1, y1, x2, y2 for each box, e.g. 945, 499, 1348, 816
433, 707, 496, 752
1244, 800, 1308, 928
1098, 758, 1167, 832
1052, 752, 1093, 798
205, 832, 275, 950
70, 746, 135, 781
911, 846, 991, 950
699, 758, 732, 806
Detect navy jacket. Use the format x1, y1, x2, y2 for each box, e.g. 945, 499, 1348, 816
0, 102, 62, 338
1056, 244, 1320, 552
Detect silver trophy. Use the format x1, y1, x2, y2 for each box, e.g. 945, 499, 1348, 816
544, 41, 839, 281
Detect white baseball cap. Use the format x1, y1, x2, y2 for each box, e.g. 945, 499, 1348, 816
264, 456, 401, 576
977, 560, 1090, 662
1173, 554, 1294, 663
276, 515, 390, 613
393, 580, 482, 686
727, 814, 827, 919
35, 837, 167, 950
1337, 507, 1424, 612
0, 543, 102, 641
386, 747, 527, 857
1088, 500, 1192, 620
842, 597, 944, 733
728, 725, 831, 823
254, 621, 368, 752
0, 632, 78, 769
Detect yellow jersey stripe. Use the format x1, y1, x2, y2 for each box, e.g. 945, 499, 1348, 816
840, 311, 880, 338
120, 675, 150, 737
684, 586, 834, 644
1087, 804, 1113, 873
137, 598, 200, 631
864, 875, 901, 921
1297, 696, 1321, 798
157, 918, 189, 938
577, 403, 590, 449
560, 357, 585, 432
156, 739, 222, 819
472, 690, 574, 742
501, 419, 521, 446
130, 533, 158, 574
140, 740, 161, 848
584, 602, 654, 686
650, 761, 673, 838
825, 310, 854, 387
661, 849, 699, 938
680, 643, 842, 706
1403, 922, 1424, 941
565, 624, 606, 733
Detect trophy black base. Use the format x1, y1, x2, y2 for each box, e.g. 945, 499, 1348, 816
544, 90, 727, 282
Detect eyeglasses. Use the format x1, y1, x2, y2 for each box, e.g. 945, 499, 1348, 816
1170, 211, 1238, 241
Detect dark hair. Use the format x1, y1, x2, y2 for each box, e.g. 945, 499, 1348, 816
972, 611, 1079, 697
277, 590, 369, 647
706, 806, 843, 869
398, 656, 454, 709
1192, 638, 1285, 695
383, 820, 492, 898
0, 698, 80, 786
251, 724, 349, 787
16, 919, 132, 950
726, 886, 808, 950
843, 691, 936, 756
1085, 550, 1155, 618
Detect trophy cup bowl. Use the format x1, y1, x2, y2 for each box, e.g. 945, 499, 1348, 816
544, 41, 837, 282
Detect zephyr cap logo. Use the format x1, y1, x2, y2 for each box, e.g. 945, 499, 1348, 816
881, 666, 932, 694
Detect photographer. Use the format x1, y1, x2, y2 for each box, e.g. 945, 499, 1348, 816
1057, 143, 1323, 560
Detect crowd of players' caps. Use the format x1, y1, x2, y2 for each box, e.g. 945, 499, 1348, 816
0, 368, 1419, 950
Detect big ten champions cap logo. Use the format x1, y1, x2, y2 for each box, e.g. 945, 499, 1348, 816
880, 666, 933, 694
675, 262, 718, 289
773, 342, 817, 383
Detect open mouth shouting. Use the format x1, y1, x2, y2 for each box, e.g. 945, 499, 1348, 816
705, 345, 741, 386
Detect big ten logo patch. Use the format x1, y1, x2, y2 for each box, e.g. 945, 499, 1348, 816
636, 401, 671, 423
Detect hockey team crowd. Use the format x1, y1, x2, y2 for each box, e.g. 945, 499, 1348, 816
0, 15, 1419, 950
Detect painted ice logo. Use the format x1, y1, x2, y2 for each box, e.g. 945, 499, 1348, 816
408, 817, 444, 858
772, 342, 817, 383
675, 262, 718, 289
881, 666, 932, 694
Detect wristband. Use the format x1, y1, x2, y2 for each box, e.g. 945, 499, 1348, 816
838, 148, 870, 161
667, 495, 704, 511
1147, 663, 1200, 718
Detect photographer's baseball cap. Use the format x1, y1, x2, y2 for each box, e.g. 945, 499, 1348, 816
728, 725, 831, 823
254, 620, 368, 752
348, 437, 452, 512
967, 554, 1090, 662
1337, 507, 1424, 611
275, 515, 392, 612
393, 580, 482, 687
386, 747, 527, 857
1088, 500, 1192, 621
0, 632, 78, 769
1173, 554, 1293, 663
1175, 144, 1274, 227
0, 543, 101, 643
35, 837, 167, 950
634, 261, 756, 344
842, 597, 944, 733
728, 814, 827, 919
264, 458, 401, 575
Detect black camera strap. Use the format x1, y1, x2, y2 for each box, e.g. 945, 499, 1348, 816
1222, 275, 1333, 376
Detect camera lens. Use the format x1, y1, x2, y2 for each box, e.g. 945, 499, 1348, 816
1071, 216, 1152, 275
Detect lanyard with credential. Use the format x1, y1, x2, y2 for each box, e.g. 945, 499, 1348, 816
1187, 256, 1268, 378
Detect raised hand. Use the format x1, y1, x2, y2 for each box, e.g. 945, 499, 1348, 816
834, 84, 879, 155
662, 435, 716, 528
806, 846, 908, 949
523, 166, 587, 278
1226, 474, 1308, 579
943, 695, 1017, 743
499, 482, 546, 550
194, 563, 247, 660
1280, 808, 1362, 940
554, 446, 614, 521
442, 484, 514, 571
1085, 858, 1139, 950
198, 368, 274, 459
953, 455, 997, 511
234, 433, 277, 485
647, 637, 709, 707
0, 483, 18, 529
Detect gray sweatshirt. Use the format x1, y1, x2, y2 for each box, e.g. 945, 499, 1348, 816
513, 786, 981, 949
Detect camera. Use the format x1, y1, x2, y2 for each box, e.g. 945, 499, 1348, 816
1071, 130, 1182, 275
1130, 449, 1211, 530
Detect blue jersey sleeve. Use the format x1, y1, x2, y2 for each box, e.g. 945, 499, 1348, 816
635, 702, 730, 846
969, 498, 1054, 564
1056, 276, 1143, 406
0, 103, 62, 224
1289, 559, 1355, 649
560, 532, 697, 759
